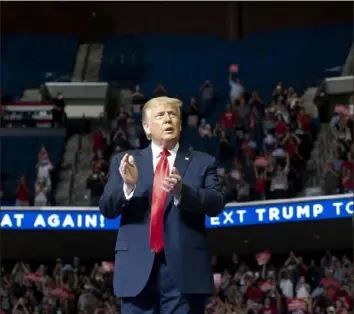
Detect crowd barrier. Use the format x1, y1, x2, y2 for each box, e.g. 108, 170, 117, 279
0, 194, 353, 230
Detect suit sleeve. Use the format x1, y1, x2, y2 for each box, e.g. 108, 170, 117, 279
99, 155, 128, 219
178, 157, 226, 217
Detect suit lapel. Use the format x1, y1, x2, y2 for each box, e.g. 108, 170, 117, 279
164, 148, 192, 216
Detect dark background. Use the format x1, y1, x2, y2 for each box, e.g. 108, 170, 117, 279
1, 2, 353, 39
0, 218, 351, 259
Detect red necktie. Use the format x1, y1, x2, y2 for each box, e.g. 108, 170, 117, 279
149, 149, 170, 253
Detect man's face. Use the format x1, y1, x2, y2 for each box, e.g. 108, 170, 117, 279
145, 103, 181, 148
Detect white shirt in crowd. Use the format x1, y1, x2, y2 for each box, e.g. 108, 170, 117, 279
230, 169, 241, 180
296, 283, 310, 298
229, 80, 244, 100
34, 184, 48, 206
272, 147, 286, 158
270, 168, 289, 191
264, 134, 276, 146
280, 278, 294, 299
37, 163, 53, 186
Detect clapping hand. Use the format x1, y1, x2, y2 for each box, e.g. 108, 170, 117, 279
119, 154, 138, 191
161, 167, 182, 198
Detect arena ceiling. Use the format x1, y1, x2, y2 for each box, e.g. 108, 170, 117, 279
1, 2, 352, 38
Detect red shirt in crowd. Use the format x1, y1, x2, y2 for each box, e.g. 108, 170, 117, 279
343, 161, 354, 172
246, 286, 263, 302
342, 161, 354, 190
92, 132, 105, 151
242, 140, 255, 157
286, 142, 297, 156
275, 121, 288, 136
297, 112, 310, 131
221, 111, 236, 128
95, 158, 106, 171
255, 177, 266, 193
17, 183, 29, 202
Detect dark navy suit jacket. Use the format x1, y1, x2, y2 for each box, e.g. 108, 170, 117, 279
99, 145, 226, 298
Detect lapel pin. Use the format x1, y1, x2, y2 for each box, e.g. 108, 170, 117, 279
185, 157, 189, 160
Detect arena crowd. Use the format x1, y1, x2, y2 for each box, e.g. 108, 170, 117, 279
0, 250, 353, 313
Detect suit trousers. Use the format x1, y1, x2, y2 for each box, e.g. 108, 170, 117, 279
120, 251, 208, 314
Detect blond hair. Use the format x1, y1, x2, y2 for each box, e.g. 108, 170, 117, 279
142, 97, 182, 140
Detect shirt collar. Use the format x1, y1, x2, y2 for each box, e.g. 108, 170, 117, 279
151, 141, 179, 159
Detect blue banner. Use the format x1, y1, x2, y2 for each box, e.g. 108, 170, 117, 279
0, 195, 352, 230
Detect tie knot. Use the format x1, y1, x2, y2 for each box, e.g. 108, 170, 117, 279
161, 149, 170, 157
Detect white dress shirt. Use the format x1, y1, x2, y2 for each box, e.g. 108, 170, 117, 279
123, 142, 181, 205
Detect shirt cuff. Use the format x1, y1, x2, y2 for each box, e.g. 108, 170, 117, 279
123, 183, 135, 200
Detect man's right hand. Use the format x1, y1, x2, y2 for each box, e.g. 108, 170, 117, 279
119, 153, 138, 192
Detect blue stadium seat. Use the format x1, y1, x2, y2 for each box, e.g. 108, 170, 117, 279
1, 35, 79, 98
100, 23, 352, 110
0, 135, 65, 198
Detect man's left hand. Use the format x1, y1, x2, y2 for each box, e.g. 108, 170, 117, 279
162, 167, 182, 198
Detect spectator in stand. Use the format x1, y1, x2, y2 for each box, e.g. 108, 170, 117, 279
85, 164, 105, 206
219, 130, 233, 162
254, 164, 267, 200
52, 92, 67, 127
92, 150, 109, 176
34, 179, 49, 206
342, 152, 354, 193
269, 160, 290, 199
53, 92, 66, 110
154, 83, 167, 97
114, 112, 129, 134
229, 71, 244, 105
37, 145, 50, 165
221, 104, 237, 143
130, 84, 146, 117
125, 117, 143, 150
236, 176, 251, 202
112, 128, 131, 153
200, 80, 214, 114
92, 129, 106, 154
186, 97, 199, 128
236, 97, 251, 130
15, 174, 30, 206
36, 158, 53, 189
249, 91, 264, 116
272, 81, 286, 103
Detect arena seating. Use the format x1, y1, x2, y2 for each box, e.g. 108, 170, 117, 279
0, 132, 65, 201
100, 23, 352, 105
1, 35, 79, 99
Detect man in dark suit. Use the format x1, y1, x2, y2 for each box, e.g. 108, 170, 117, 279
99, 96, 225, 313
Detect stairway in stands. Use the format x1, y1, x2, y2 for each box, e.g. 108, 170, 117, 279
71, 43, 104, 82
55, 135, 80, 205
342, 42, 354, 76
71, 134, 93, 206
84, 43, 104, 82
304, 41, 354, 195
71, 44, 90, 82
